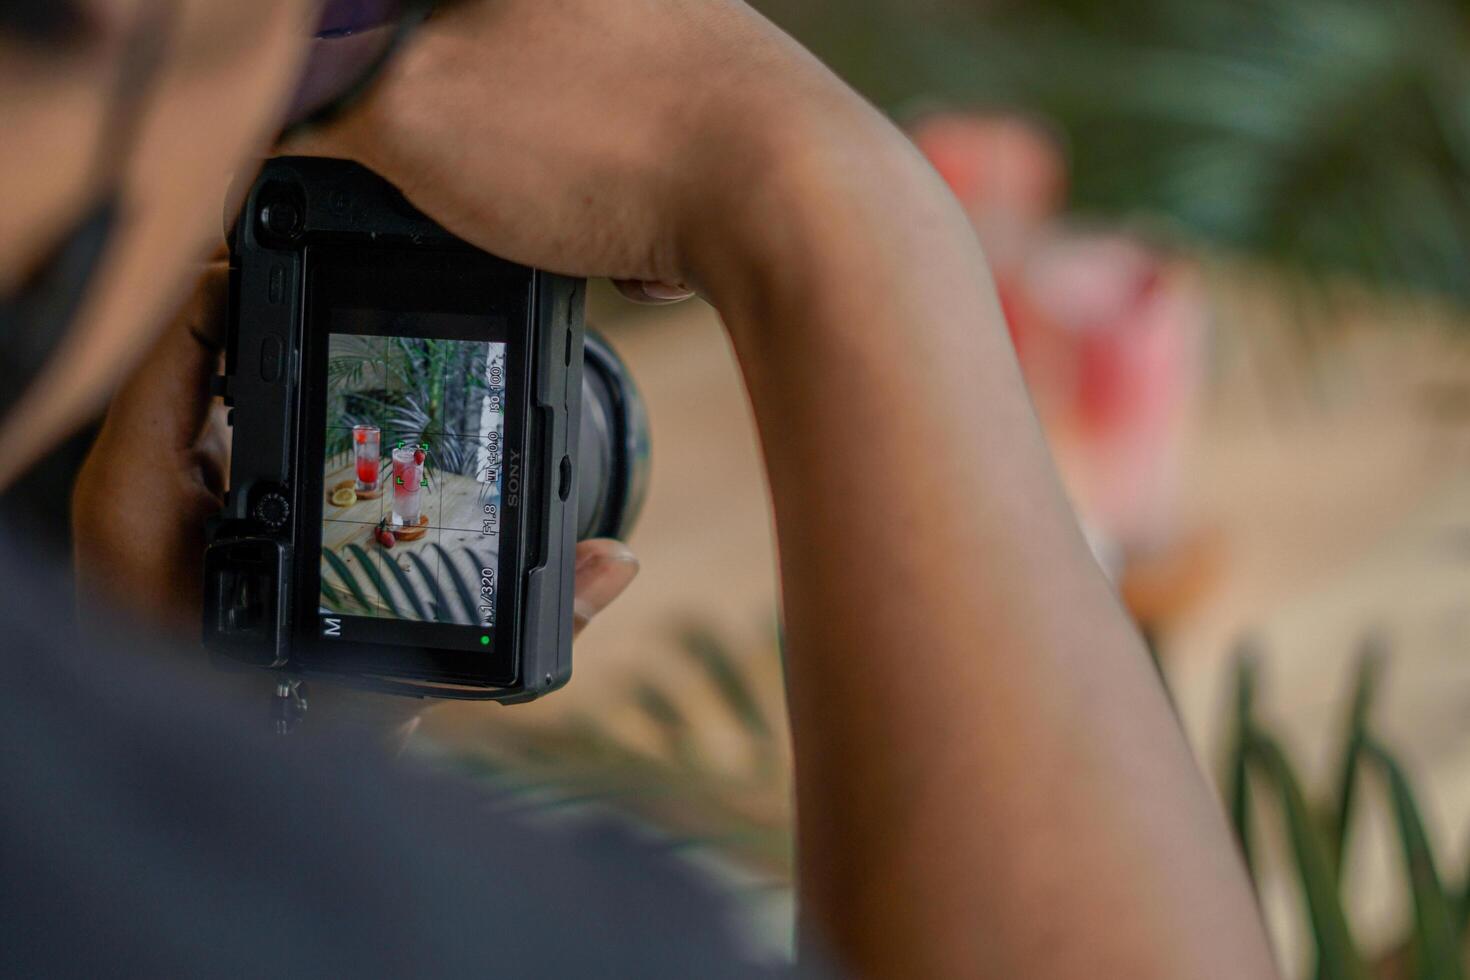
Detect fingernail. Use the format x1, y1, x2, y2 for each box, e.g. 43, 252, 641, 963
576, 540, 637, 573
638, 281, 695, 303
573, 551, 640, 626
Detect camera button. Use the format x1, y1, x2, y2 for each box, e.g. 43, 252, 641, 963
558, 455, 573, 502
258, 201, 302, 241
253, 491, 291, 532
259, 336, 284, 383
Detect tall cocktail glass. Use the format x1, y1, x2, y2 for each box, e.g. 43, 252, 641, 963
353, 424, 381, 493
391, 446, 423, 526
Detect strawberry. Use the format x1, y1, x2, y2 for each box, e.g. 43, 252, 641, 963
373, 519, 395, 548
413, 448, 426, 465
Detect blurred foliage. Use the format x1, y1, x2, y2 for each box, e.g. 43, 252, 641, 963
430, 616, 1470, 976
428, 622, 793, 879
1228, 643, 1470, 979
755, 0, 1470, 305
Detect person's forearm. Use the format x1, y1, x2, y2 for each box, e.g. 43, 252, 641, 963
693, 111, 1275, 979
293, 0, 1274, 968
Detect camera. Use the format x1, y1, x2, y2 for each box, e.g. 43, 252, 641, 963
204, 157, 648, 701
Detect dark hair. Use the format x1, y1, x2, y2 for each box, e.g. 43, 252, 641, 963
0, 0, 91, 46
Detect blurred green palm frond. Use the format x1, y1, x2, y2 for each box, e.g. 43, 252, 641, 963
759, 0, 1470, 304
424, 622, 794, 879
414, 607, 1470, 975
1228, 644, 1469, 979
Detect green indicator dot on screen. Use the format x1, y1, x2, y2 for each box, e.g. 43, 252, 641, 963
479, 635, 490, 646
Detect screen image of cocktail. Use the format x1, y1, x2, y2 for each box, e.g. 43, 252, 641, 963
353, 424, 381, 492
391, 445, 424, 526
319, 327, 507, 633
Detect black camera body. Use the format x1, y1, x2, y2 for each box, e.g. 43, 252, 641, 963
205, 157, 643, 702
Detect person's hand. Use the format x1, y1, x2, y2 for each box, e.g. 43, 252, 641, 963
282, 0, 897, 303
71, 266, 640, 694
72, 263, 235, 639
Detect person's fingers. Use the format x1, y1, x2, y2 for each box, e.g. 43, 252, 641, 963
183, 260, 229, 350
612, 278, 696, 305
193, 401, 232, 501
72, 264, 230, 636
104, 262, 228, 451
572, 539, 640, 637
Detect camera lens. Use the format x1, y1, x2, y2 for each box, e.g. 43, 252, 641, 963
577, 331, 649, 541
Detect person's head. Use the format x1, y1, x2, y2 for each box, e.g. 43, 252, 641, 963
0, 0, 315, 487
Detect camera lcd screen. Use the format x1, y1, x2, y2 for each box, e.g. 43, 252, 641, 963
292, 246, 531, 687
315, 314, 510, 653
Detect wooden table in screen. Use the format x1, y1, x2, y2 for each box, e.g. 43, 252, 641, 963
318, 462, 500, 625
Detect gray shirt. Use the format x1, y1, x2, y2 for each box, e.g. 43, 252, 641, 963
0, 540, 804, 978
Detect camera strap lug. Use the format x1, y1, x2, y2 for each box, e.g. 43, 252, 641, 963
271, 678, 309, 735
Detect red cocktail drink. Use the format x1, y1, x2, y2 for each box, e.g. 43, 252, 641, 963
391, 446, 423, 526
353, 424, 381, 493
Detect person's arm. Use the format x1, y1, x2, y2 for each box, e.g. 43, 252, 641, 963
289, 1, 1276, 975
701, 119, 1275, 979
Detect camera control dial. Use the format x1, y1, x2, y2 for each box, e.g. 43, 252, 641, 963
252, 490, 291, 532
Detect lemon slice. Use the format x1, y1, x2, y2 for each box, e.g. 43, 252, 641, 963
330, 487, 357, 507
